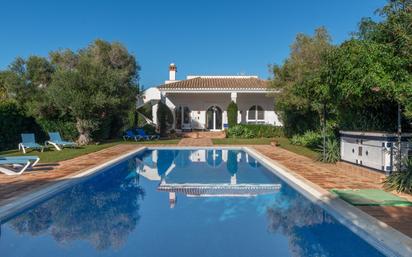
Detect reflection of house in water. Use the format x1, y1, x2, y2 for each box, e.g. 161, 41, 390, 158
135, 149, 281, 208
135, 150, 176, 181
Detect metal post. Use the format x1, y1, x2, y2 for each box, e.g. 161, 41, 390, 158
397, 102, 402, 171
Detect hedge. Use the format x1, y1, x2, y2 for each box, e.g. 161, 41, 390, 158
0, 100, 43, 150
226, 124, 283, 138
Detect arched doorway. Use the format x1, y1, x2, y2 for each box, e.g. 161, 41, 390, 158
206, 106, 222, 130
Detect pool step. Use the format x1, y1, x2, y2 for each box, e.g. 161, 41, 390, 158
157, 183, 281, 197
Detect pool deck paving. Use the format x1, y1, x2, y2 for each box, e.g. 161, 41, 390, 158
1, 141, 412, 240
178, 138, 213, 146
251, 145, 412, 240
0, 144, 158, 206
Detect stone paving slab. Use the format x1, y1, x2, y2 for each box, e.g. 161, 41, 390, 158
252, 145, 384, 189
251, 145, 412, 238
181, 131, 226, 139
0, 144, 151, 206
178, 138, 213, 146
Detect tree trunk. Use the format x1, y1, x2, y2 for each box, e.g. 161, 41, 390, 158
76, 118, 93, 145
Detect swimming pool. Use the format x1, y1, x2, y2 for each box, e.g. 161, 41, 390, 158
0, 148, 387, 256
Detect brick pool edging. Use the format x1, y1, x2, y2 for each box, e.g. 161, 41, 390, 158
0, 146, 147, 221
244, 146, 412, 257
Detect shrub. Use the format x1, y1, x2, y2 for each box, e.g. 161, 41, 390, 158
141, 124, 156, 135
126, 108, 138, 129
243, 129, 256, 139
37, 118, 78, 141
227, 125, 245, 138
280, 108, 320, 137
227, 124, 282, 138
227, 101, 238, 128
139, 102, 153, 120
317, 138, 340, 163
290, 131, 323, 148
0, 100, 43, 150
384, 158, 412, 194
157, 101, 173, 136
137, 102, 153, 127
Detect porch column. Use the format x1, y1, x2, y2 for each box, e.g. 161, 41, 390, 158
231, 92, 237, 103
171, 107, 176, 129
231, 92, 241, 124
152, 104, 158, 125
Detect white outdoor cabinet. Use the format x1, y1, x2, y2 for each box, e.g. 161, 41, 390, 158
340, 131, 412, 173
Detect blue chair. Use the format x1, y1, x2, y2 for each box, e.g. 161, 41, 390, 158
19, 133, 44, 154
0, 156, 40, 175
123, 130, 140, 141
137, 128, 159, 140
47, 132, 77, 151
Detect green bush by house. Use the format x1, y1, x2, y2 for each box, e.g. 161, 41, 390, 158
317, 137, 340, 163
290, 131, 323, 148
142, 124, 156, 134
384, 158, 412, 194
227, 124, 283, 138
157, 101, 173, 136
37, 118, 78, 141
227, 101, 238, 128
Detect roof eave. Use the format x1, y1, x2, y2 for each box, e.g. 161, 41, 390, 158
159, 88, 279, 93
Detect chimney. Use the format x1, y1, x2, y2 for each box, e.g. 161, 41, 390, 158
169, 63, 177, 81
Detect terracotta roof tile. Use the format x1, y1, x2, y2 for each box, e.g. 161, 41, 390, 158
158, 77, 269, 90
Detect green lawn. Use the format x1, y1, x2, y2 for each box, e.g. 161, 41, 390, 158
1, 136, 317, 164
274, 136, 319, 159
0, 139, 180, 163
212, 138, 275, 145
212, 137, 319, 159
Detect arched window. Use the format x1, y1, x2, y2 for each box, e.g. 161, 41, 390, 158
247, 105, 264, 124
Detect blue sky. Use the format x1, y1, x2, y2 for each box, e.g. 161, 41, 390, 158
0, 0, 385, 88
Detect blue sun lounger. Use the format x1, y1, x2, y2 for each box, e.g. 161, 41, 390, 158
137, 129, 159, 140
47, 132, 77, 151
0, 156, 40, 175
123, 130, 141, 141
18, 133, 44, 154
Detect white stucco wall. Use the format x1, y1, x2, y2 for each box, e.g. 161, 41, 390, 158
142, 87, 161, 103
163, 92, 282, 130
166, 93, 230, 130
236, 93, 281, 126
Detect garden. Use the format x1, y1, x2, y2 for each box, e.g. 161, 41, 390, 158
1, 0, 411, 193
221, 0, 412, 193
0, 40, 178, 163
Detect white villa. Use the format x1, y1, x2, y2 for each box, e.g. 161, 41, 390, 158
139, 63, 281, 131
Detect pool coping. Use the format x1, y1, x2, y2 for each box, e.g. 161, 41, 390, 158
0, 145, 411, 256
244, 146, 412, 257
0, 146, 147, 222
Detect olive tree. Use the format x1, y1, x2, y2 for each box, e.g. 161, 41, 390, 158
48, 40, 140, 144
271, 27, 334, 138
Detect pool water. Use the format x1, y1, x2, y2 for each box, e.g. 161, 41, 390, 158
0, 148, 385, 257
